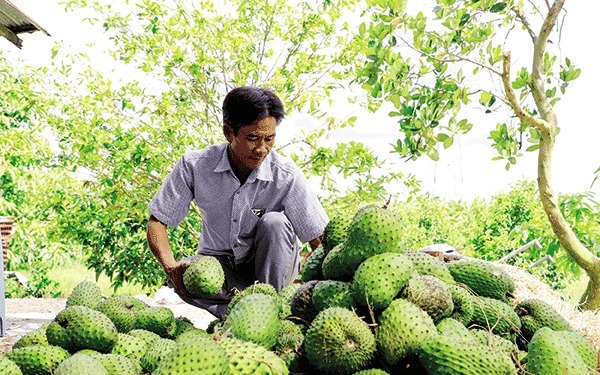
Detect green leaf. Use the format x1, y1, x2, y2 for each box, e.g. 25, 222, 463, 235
489, 2, 507, 13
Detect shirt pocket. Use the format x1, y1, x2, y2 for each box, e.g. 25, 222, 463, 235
238, 208, 260, 239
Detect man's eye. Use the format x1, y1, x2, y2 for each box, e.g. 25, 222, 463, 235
247, 136, 258, 141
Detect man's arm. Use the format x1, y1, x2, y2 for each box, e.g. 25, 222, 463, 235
146, 215, 190, 296
308, 236, 322, 251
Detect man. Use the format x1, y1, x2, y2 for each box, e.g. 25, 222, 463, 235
146, 86, 329, 318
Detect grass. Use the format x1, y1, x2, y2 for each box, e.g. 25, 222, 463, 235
14, 260, 158, 298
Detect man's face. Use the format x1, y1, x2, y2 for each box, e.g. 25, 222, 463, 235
225, 116, 277, 175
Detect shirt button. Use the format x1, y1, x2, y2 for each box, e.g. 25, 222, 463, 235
233, 219, 238, 223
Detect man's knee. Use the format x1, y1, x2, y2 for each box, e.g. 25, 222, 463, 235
257, 212, 290, 231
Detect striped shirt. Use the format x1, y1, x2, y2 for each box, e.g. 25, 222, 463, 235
148, 143, 329, 263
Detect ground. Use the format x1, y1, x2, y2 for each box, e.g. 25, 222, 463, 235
0, 286, 216, 354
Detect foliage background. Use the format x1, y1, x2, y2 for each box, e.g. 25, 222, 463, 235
1, 0, 598, 298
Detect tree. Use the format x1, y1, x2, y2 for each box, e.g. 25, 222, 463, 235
356, 0, 600, 309
33, 0, 402, 289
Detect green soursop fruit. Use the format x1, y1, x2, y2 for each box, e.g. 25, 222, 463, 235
352, 252, 414, 312
322, 212, 353, 252
401, 275, 454, 322
95, 295, 143, 333
553, 330, 597, 371
278, 282, 301, 318
155, 335, 229, 374
321, 243, 350, 281
54, 354, 109, 375
418, 335, 517, 375
135, 306, 177, 338
516, 298, 573, 342
94, 353, 140, 375
228, 282, 278, 313
470, 296, 521, 336
289, 280, 320, 326
273, 320, 304, 353
66, 280, 103, 309
127, 329, 161, 346
469, 329, 520, 359
46, 305, 118, 353
223, 293, 281, 349
140, 338, 177, 374
312, 280, 355, 312
447, 284, 475, 325
12, 322, 50, 349
173, 316, 196, 337
403, 250, 455, 284
526, 327, 589, 375
447, 259, 515, 302
376, 298, 438, 366
336, 204, 405, 278
301, 245, 327, 282
219, 336, 289, 375
6, 345, 71, 375
174, 328, 211, 343
435, 318, 477, 345
110, 332, 148, 364
0, 356, 23, 375
353, 370, 390, 375
182, 255, 225, 298
303, 307, 376, 374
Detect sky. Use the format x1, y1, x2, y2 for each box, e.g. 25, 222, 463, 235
3, 0, 599, 203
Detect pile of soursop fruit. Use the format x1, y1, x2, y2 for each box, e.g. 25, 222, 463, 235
1, 203, 598, 374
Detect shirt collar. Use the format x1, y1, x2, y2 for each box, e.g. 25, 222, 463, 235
213, 143, 273, 182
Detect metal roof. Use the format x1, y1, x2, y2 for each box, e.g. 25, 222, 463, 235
0, 0, 50, 48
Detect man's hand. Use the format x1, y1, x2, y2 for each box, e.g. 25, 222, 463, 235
165, 261, 193, 298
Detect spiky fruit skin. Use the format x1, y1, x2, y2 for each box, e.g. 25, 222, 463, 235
526, 327, 589, 375
553, 330, 597, 371
322, 212, 353, 252
0, 356, 23, 375
353, 253, 414, 311
228, 282, 278, 313
140, 338, 177, 374
301, 245, 327, 282
311, 280, 355, 312
353, 370, 390, 375
278, 283, 301, 318
12, 322, 50, 349
447, 284, 475, 325
53, 354, 109, 375
94, 353, 140, 375
223, 293, 281, 349
337, 204, 405, 277
469, 329, 519, 359
376, 299, 438, 366
182, 255, 225, 298
6, 345, 71, 375
173, 316, 196, 337
273, 320, 305, 353
174, 328, 211, 343
403, 250, 454, 284
447, 259, 515, 302
321, 243, 350, 281
95, 295, 142, 333
109, 332, 148, 363
127, 329, 161, 346
289, 280, 320, 326
402, 275, 454, 322
46, 305, 118, 353
516, 298, 573, 342
470, 296, 521, 336
219, 337, 289, 375
154, 335, 229, 374
303, 307, 376, 374
418, 335, 517, 375
135, 306, 177, 338
435, 318, 477, 345
66, 280, 103, 309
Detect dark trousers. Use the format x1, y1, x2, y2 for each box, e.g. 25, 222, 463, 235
172, 212, 300, 318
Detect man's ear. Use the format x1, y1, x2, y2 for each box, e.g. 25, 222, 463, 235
223, 124, 234, 142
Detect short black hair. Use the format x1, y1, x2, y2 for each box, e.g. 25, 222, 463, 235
222, 86, 285, 134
